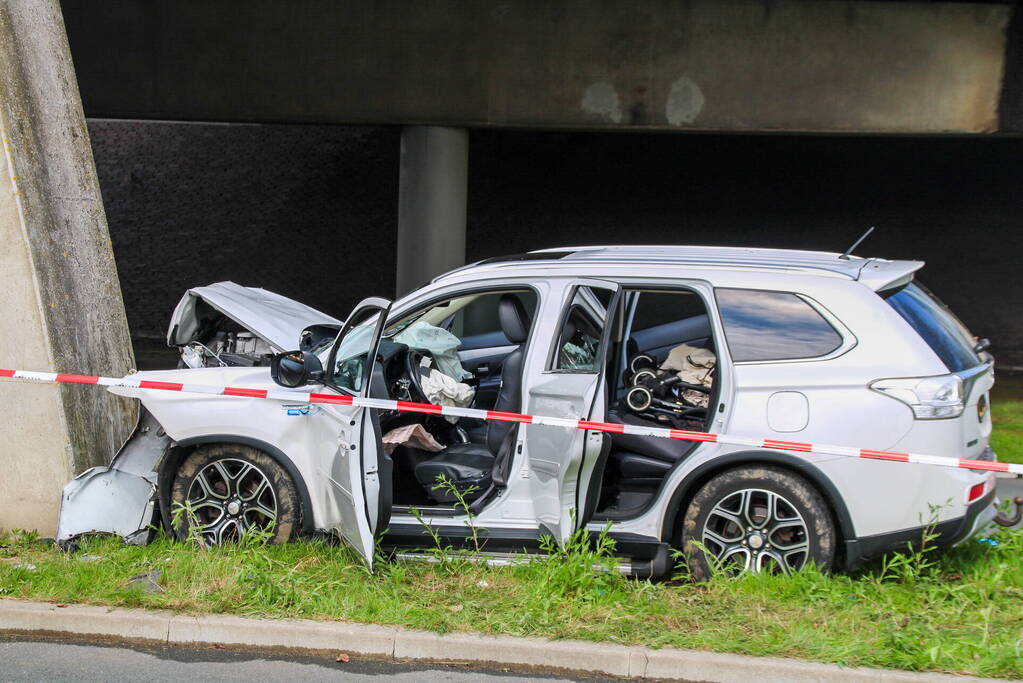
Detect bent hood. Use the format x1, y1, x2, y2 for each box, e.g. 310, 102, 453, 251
167, 281, 341, 352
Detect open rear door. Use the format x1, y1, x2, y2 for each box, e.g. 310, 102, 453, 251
526, 280, 621, 545
307, 297, 391, 568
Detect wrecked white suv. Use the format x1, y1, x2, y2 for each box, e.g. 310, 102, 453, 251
58, 246, 1008, 579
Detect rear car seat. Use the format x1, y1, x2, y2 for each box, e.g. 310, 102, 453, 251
605, 409, 698, 486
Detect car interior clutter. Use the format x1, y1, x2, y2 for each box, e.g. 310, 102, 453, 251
355, 287, 718, 520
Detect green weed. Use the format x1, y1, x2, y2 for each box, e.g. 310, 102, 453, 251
1, 524, 1021, 677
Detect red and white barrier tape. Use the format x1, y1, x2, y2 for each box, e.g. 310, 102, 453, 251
2, 367, 1019, 476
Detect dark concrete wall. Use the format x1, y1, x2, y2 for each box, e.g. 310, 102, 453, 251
467, 132, 1023, 364
89, 121, 1022, 365
64, 0, 1009, 134
88, 121, 399, 342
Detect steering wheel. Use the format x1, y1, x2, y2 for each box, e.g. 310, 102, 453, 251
403, 348, 431, 402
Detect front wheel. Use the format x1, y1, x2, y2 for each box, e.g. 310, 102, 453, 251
680, 465, 835, 581
170, 444, 302, 546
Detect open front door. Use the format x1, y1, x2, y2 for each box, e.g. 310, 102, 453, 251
310, 297, 391, 568
526, 280, 621, 545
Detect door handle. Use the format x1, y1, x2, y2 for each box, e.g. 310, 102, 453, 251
477, 362, 491, 375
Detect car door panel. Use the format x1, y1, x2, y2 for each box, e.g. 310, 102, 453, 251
525, 280, 621, 545
457, 344, 517, 409
313, 296, 391, 568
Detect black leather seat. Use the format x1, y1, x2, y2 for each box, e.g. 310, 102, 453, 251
414, 294, 530, 502
606, 409, 696, 483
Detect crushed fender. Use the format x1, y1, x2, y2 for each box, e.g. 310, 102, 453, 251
56, 409, 171, 547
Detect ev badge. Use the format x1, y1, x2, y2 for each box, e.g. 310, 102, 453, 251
283, 404, 320, 416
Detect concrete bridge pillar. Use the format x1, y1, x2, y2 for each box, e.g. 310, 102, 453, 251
0, 0, 135, 534
396, 126, 469, 295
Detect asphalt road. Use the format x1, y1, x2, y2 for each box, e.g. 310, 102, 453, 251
0, 635, 626, 683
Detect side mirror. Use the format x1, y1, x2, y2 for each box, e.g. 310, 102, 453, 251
270, 350, 324, 388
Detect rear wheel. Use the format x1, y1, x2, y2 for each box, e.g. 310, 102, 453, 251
170, 444, 301, 546
680, 465, 835, 580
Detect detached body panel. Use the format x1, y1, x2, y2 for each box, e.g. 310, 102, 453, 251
57, 409, 170, 545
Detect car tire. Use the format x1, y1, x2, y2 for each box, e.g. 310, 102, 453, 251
170, 444, 302, 546
680, 465, 835, 580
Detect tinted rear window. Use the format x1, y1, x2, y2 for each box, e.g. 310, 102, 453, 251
884, 283, 979, 372
715, 288, 844, 362
630, 291, 707, 332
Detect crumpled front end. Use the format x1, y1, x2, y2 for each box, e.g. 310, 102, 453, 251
56, 407, 172, 546
168, 281, 341, 369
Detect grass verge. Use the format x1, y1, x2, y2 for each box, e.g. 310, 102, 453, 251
2, 522, 1022, 679
992, 375, 1023, 465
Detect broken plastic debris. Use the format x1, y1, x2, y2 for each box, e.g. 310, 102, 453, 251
126, 569, 164, 593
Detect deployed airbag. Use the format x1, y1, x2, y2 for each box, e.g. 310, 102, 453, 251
419, 366, 475, 422
394, 321, 472, 381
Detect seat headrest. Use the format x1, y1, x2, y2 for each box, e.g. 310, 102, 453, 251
499, 294, 531, 344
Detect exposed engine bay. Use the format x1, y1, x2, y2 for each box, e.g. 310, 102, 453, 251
180, 329, 275, 368
167, 282, 342, 368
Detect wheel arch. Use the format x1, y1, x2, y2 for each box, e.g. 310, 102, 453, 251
160, 435, 316, 536
659, 451, 856, 553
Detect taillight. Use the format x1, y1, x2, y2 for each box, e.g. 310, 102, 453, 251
869, 374, 964, 419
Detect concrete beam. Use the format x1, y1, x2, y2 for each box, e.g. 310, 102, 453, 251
0, 0, 135, 534
61, 0, 1010, 134
396, 127, 468, 295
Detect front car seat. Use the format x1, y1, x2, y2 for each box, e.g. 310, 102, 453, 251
413, 294, 531, 502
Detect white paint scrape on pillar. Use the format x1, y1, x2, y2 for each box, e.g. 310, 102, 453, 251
0, 0, 135, 535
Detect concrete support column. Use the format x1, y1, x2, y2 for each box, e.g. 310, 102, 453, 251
396, 126, 468, 295
0, 1, 135, 534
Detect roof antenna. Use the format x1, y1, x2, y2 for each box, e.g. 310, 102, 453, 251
839, 226, 875, 260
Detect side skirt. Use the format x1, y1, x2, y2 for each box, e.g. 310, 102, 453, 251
381, 523, 672, 579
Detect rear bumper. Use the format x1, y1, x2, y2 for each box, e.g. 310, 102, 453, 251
844, 487, 997, 570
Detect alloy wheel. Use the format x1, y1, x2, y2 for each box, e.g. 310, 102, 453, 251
185, 458, 277, 545
700, 487, 809, 575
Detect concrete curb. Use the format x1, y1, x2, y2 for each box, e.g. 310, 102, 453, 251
0, 599, 994, 682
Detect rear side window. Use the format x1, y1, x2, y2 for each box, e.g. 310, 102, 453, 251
630, 291, 706, 332
884, 283, 979, 372
715, 288, 844, 362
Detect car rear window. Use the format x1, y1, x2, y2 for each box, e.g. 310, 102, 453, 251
715, 288, 844, 362
883, 282, 980, 372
